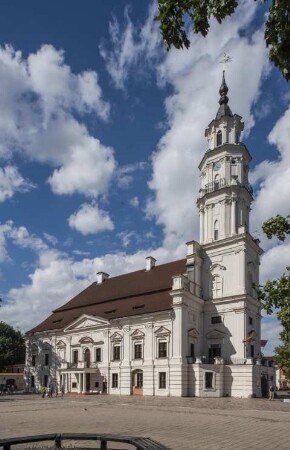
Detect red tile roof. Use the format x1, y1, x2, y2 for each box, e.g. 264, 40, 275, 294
28, 259, 186, 334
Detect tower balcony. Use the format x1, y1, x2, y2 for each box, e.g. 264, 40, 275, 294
204, 178, 226, 193
201, 178, 253, 196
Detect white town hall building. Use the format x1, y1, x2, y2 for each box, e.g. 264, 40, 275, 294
25, 73, 275, 398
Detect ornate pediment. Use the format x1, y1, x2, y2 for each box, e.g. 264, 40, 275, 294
154, 326, 171, 337
64, 314, 109, 332
56, 340, 66, 347
110, 331, 123, 342
188, 328, 199, 339
131, 329, 145, 339
79, 336, 94, 344
207, 329, 227, 340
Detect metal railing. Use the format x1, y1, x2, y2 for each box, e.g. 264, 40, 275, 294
61, 362, 98, 370
0, 433, 170, 450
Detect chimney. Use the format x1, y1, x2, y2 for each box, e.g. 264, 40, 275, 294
145, 256, 156, 271
96, 272, 109, 284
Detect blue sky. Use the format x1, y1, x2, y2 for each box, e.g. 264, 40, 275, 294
0, 1, 289, 355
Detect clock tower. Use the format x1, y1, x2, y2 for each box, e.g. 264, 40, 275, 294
197, 72, 262, 360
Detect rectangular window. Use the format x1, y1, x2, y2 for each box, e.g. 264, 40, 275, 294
32, 355, 36, 367
205, 372, 213, 389
250, 345, 254, 358
72, 350, 78, 364
31, 375, 35, 388
113, 345, 120, 361
44, 375, 48, 387
249, 317, 253, 325
190, 343, 195, 358
134, 343, 142, 359
158, 341, 167, 358
95, 348, 102, 362
211, 316, 222, 324
72, 382, 77, 389
44, 353, 49, 366
95, 382, 99, 388
112, 373, 118, 388
159, 372, 166, 389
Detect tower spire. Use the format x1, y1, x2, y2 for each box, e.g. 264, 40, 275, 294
216, 70, 233, 120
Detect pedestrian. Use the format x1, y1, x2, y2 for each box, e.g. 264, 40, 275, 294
61, 384, 65, 398
269, 384, 275, 400
41, 386, 46, 399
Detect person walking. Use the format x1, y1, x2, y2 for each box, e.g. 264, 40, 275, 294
269, 384, 275, 400
41, 386, 46, 399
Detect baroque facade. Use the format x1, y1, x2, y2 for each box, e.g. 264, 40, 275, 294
25, 73, 275, 398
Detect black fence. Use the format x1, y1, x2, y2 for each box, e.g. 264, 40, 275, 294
0, 433, 170, 450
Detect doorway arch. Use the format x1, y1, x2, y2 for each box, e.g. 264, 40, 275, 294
84, 348, 91, 368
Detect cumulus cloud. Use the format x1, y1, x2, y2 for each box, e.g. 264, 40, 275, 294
0, 165, 34, 201
146, 1, 268, 249
0, 224, 185, 330
68, 202, 114, 235
100, 3, 161, 89
0, 44, 115, 199
250, 104, 290, 247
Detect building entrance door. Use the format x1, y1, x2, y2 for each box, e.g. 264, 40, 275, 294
132, 370, 143, 396
261, 374, 268, 398
86, 373, 90, 392
208, 344, 221, 364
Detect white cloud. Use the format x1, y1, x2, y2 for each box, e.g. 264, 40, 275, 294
0, 165, 34, 201
0, 224, 185, 330
0, 44, 115, 199
147, 1, 268, 249
250, 103, 290, 250
130, 196, 139, 207
100, 3, 161, 89
68, 202, 114, 235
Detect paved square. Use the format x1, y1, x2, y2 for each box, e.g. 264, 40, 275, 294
1, 394, 290, 450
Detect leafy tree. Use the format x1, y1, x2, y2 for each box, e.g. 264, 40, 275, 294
0, 322, 26, 372
155, 0, 290, 81
257, 214, 290, 378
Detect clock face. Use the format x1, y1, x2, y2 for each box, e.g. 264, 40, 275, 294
213, 161, 221, 171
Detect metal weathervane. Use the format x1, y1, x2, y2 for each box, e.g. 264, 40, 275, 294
220, 53, 233, 71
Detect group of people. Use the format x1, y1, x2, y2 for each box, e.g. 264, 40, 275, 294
41, 384, 65, 398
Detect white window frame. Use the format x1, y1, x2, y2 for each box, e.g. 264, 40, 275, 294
112, 344, 121, 361
158, 339, 168, 358
133, 341, 143, 360
95, 347, 102, 362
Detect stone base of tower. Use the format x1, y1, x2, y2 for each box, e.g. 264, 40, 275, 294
187, 363, 276, 398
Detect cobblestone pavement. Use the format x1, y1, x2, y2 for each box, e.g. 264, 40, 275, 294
1, 394, 290, 450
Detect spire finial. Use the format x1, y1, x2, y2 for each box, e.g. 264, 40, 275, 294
219, 70, 229, 107
216, 55, 233, 120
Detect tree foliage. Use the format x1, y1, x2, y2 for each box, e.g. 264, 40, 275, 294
257, 214, 290, 378
156, 0, 290, 81
0, 322, 26, 372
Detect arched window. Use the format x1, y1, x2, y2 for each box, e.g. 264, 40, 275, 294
214, 220, 219, 240
236, 131, 240, 143
217, 130, 222, 146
